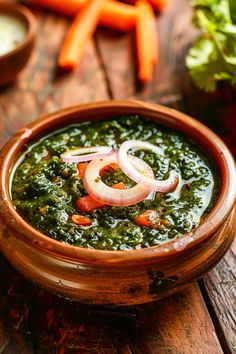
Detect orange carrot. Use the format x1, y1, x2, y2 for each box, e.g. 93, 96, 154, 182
71, 214, 92, 226
58, 0, 105, 70
75, 182, 126, 212
77, 162, 88, 178
99, 163, 118, 177
26, 0, 137, 32
99, 1, 137, 32
135, 0, 158, 83
134, 210, 160, 228
148, 0, 169, 12
125, 0, 169, 12
27, 0, 85, 17
110, 182, 126, 190
75, 195, 105, 213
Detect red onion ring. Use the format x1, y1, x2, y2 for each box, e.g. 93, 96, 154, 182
118, 140, 179, 193
83, 153, 154, 206
61, 146, 113, 163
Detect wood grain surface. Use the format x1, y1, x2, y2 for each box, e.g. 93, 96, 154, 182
0, 252, 223, 354
0, 0, 235, 353
202, 244, 236, 354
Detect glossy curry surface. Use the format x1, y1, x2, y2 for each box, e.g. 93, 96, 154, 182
11, 115, 219, 250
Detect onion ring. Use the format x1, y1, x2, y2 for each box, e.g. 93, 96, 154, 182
61, 146, 113, 163
83, 153, 154, 206
118, 140, 179, 193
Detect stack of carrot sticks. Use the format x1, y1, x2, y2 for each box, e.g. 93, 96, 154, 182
26, 0, 169, 83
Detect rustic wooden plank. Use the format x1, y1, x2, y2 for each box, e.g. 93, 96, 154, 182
95, 1, 225, 352
0, 8, 109, 354
95, 0, 197, 108
0, 254, 34, 354
25, 283, 223, 354
0, 262, 225, 354
0, 9, 108, 147
201, 239, 236, 354
95, 29, 136, 99
179, 30, 236, 353
0, 1, 233, 354
96, 1, 236, 351
130, 284, 223, 354
27, 292, 119, 353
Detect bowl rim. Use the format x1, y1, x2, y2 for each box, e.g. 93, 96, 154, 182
0, 100, 235, 265
0, 2, 36, 60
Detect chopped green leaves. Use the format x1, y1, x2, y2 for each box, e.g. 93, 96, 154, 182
186, 0, 236, 92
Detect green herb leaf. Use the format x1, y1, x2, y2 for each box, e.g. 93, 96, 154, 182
186, 0, 236, 92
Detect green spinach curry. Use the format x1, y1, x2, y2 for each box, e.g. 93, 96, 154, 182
11, 116, 219, 250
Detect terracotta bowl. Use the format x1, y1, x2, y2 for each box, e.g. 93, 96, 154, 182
0, 100, 235, 306
0, 2, 36, 86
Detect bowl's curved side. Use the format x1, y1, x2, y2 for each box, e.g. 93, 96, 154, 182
0, 205, 235, 305
0, 100, 235, 265
0, 100, 235, 304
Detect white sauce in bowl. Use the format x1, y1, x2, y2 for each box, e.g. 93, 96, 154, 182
0, 14, 27, 56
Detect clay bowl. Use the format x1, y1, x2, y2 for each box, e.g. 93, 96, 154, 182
0, 2, 36, 86
0, 100, 235, 306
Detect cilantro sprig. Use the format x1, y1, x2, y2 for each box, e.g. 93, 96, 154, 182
186, 0, 236, 92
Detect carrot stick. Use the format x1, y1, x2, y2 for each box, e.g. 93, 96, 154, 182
99, 1, 137, 32
99, 163, 118, 177
26, 0, 137, 32
58, 0, 105, 70
26, 0, 85, 17
148, 0, 169, 12
75, 182, 126, 212
75, 195, 105, 212
71, 214, 92, 226
135, 0, 158, 83
77, 162, 88, 178
110, 182, 126, 190
123, 0, 169, 12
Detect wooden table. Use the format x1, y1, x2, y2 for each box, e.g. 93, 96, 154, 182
0, 1, 235, 353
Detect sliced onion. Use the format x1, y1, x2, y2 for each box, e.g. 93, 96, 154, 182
83, 153, 154, 206
61, 146, 113, 163
118, 140, 179, 193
